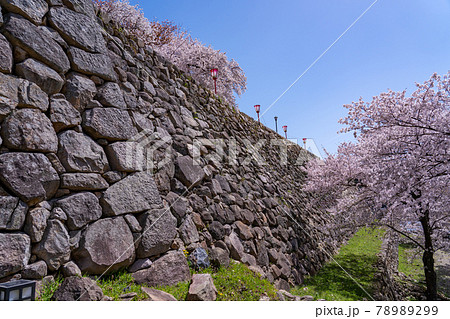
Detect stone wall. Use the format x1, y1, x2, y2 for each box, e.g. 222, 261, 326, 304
0, 0, 341, 290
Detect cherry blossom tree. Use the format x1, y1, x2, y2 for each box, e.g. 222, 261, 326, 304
93, 0, 246, 107
305, 73, 450, 300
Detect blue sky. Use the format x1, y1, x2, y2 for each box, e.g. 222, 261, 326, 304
133, 0, 450, 154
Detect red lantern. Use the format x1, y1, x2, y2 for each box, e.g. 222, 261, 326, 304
210, 68, 218, 94
254, 105, 261, 123
282, 125, 288, 139
303, 138, 307, 149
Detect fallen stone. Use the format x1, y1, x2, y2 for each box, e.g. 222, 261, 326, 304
60, 173, 109, 191
33, 219, 71, 271
0, 233, 30, 279
24, 207, 51, 243
0, 0, 48, 25
0, 195, 27, 230
0, 33, 13, 73
82, 107, 138, 141
188, 247, 210, 270
101, 171, 163, 216
141, 287, 177, 301
73, 216, 135, 274
55, 192, 102, 230
21, 260, 47, 279
58, 130, 109, 173
96, 82, 126, 108
52, 276, 103, 301
16, 58, 64, 94
175, 155, 205, 188
3, 13, 70, 73
133, 251, 190, 287
68, 46, 116, 81
63, 72, 97, 111
187, 274, 217, 301
137, 209, 177, 258
119, 292, 137, 301
61, 261, 82, 277
0, 152, 59, 205
49, 95, 81, 132
128, 258, 152, 273
1, 108, 57, 152
48, 7, 106, 53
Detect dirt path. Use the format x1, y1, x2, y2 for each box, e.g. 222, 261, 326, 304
435, 250, 450, 297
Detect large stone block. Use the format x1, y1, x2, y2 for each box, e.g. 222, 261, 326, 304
48, 7, 106, 53
60, 173, 108, 191
17, 80, 49, 111
0, 0, 48, 25
49, 95, 81, 132
57, 130, 109, 173
0, 33, 13, 73
82, 108, 138, 141
32, 219, 70, 271
105, 142, 144, 172
16, 58, 64, 95
3, 13, 70, 73
73, 216, 135, 274
187, 274, 217, 301
0, 152, 59, 205
0, 195, 27, 230
95, 82, 126, 108
133, 251, 190, 286
52, 276, 103, 301
68, 46, 116, 81
55, 192, 102, 230
1, 108, 58, 152
101, 171, 163, 216
24, 206, 51, 243
0, 233, 30, 279
175, 155, 205, 188
63, 72, 96, 112
137, 209, 177, 258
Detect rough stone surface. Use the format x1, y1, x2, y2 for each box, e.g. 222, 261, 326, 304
106, 142, 144, 172
1, 108, 58, 152
0, 0, 48, 25
68, 46, 116, 81
180, 215, 199, 245
128, 258, 152, 273
0, 232, 30, 279
49, 95, 81, 132
0, 33, 13, 73
0, 152, 59, 205
60, 173, 108, 191
16, 58, 64, 94
187, 274, 217, 301
73, 217, 135, 274
133, 251, 190, 286
55, 192, 102, 230
3, 13, 70, 73
0, 72, 21, 114
0, 195, 27, 230
188, 247, 210, 270
137, 209, 177, 258
58, 130, 108, 173
175, 155, 205, 187
209, 247, 230, 268
83, 108, 138, 141
124, 214, 141, 233
61, 261, 82, 277
62, 0, 96, 17
225, 232, 244, 261
101, 172, 163, 216
33, 219, 71, 271
52, 276, 103, 301
17, 80, 49, 111
48, 7, 106, 53
22, 260, 47, 279
24, 207, 51, 243
141, 287, 177, 301
63, 72, 97, 111
96, 82, 126, 108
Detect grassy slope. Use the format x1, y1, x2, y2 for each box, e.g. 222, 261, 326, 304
291, 227, 384, 301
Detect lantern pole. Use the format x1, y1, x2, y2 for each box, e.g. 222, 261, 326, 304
282, 125, 288, 139
210, 68, 218, 94
254, 105, 261, 124
274, 116, 278, 133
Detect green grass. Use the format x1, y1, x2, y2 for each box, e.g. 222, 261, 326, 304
291, 227, 385, 301
398, 243, 424, 283
155, 281, 190, 301
96, 271, 148, 301
37, 276, 64, 301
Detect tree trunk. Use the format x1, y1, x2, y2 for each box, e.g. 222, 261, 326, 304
420, 210, 438, 301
